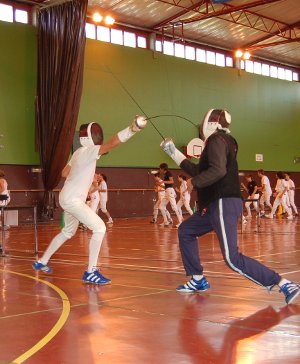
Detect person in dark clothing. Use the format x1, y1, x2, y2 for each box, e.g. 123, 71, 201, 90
158, 163, 183, 227
160, 108, 299, 304
241, 174, 259, 218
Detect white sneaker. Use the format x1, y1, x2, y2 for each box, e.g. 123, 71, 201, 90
287, 215, 293, 220
160, 222, 170, 227
107, 218, 113, 224
265, 214, 273, 219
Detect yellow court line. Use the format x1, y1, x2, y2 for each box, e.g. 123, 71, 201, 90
0, 269, 70, 364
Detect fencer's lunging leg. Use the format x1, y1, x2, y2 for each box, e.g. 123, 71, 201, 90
40, 211, 79, 265
40, 232, 69, 265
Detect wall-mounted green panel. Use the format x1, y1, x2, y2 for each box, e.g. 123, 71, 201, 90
80, 39, 300, 171
0, 21, 39, 164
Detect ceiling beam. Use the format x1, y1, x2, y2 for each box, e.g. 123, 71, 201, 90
248, 37, 300, 51
244, 20, 300, 49
153, 0, 207, 29
173, 0, 283, 25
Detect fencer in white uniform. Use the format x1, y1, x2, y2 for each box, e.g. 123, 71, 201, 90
0, 170, 10, 207
97, 173, 113, 224
266, 171, 293, 220
159, 163, 183, 227
32, 116, 147, 284
285, 172, 298, 216
151, 173, 172, 224
176, 174, 193, 219
89, 174, 101, 213
257, 169, 272, 216
0, 170, 10, 230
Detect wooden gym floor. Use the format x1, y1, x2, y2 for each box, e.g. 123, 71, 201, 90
0, 216, 300, 364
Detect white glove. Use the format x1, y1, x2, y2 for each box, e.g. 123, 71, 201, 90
160, 138, 186, 166
118, 115, 147, 142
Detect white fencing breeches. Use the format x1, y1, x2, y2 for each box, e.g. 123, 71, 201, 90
41, 199, 106, 272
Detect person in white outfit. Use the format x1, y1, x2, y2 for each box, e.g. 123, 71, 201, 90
266, 172, 293, 220
176, 174, 193, 220
32, 116, 147, 284
78, 174, 100, 231
97, 173, 113, 224
159, 163, 183, 227
83, 173, 113, 227
89, 173, 101, 213
285, 172, 298, 216
257, 169, 272, 217
0, 170, 11, 230
150, 173, 172, 224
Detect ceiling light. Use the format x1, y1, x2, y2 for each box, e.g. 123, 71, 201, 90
243, 51, 251, 60
93, 12, 103, 23
235, 50, 243, 58
104, 15, 115, 25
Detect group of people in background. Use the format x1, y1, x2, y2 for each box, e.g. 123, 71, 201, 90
150, 163, 193, 228
151, 166, 298, 228
242, 169, 298, 221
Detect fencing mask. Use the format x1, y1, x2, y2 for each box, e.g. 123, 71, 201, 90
199, 109, 231, 142
79, 122, 104, 147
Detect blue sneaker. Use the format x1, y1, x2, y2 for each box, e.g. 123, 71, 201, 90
82, 270, 111, 285
279, 282, 300, 304
176, 276, 210, 293
32, 261, 53, 274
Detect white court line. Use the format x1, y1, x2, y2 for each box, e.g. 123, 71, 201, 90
281, 270, 300, 275
204, 249, 300, 264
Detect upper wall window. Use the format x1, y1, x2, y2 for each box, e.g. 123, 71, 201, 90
0, 3, 13, 22
196, 49, 206, 63
0, 2, 29, 24
216, 53, 225, 67
185, 46, 195, 60
261, 63, 270, 76
85, 23, 96, 39
270, 66, 278, 78
110, 28, 122, 45
163, 40, 174, 56
155, 40, 162, 52
97, 25, 110, 42
15, 9, 27, 24
137, 36, 146, 48
124, 31, 136, 48
174, 43, 185, 58
206, 51, 216, 65
226, 57, 233, 67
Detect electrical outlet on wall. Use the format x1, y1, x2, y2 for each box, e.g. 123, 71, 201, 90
256, 154, 263, 162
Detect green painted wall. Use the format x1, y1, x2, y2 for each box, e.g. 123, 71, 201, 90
81, 39, 300, 171
1, 22, 300, 170
0, 21, 38, 164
